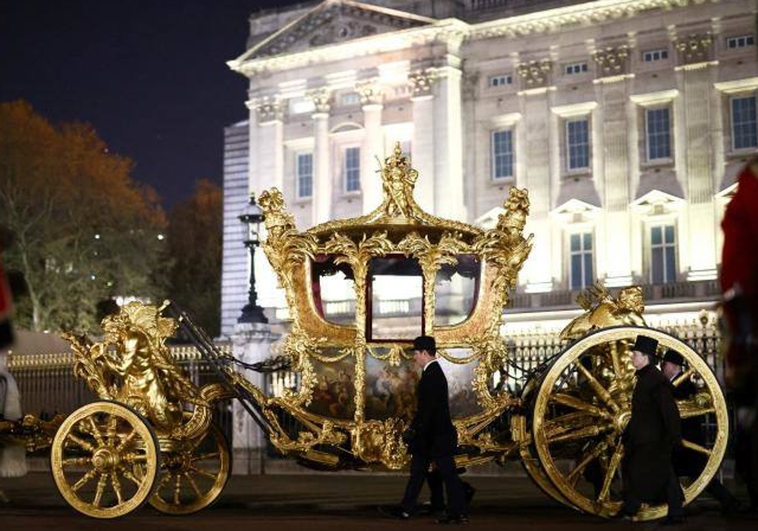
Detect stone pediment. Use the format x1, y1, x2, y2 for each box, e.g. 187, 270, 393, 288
245, 0, 435, 60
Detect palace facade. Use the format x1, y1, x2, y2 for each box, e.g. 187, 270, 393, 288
221, 0, 758, 337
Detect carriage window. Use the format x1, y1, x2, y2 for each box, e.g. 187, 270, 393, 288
435, 255, 481, 326
311, 255, 356, 325
368, 256, 423, 341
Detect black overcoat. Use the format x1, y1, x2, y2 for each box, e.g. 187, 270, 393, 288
622, 364, 682, 503
671, 377, 706, 477
409, 361, 458, 457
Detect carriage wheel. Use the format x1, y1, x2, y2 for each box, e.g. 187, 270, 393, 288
51, 401, 160, 518
149, 420, 231, 514
531, 326, 728, 520
516, 378, 578, 510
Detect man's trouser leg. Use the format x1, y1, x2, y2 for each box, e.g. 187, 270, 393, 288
666, 467, 684, 518
401, 453, 429, 514
427, 468, 445, 510
434, 454, 465, 517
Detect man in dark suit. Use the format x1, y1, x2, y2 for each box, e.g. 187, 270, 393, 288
662, 349, 740, 514
398, 335, 467, 524
619, 335, 684, 525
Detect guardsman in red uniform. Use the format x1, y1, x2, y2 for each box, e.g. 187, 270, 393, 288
721, 156, 758, 510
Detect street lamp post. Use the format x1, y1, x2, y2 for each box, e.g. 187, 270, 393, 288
238, 193, 268, 324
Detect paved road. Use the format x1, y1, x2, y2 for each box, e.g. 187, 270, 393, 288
0, 472, 754, 530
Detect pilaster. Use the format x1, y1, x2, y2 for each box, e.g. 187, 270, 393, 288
308, 88, 332, 225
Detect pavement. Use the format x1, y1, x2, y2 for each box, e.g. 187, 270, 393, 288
0, 471, 756, 531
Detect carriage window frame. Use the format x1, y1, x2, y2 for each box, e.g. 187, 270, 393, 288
366, 254, 426, 342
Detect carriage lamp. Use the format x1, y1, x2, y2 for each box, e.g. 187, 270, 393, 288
238, 193, 268, 324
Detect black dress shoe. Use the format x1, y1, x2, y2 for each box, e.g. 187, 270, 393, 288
436, 514, 469, 525
377, 506, 411, 520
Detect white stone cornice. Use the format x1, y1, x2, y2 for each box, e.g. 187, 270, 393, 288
517, 86, 556, 97
467, 0, 713, 42
550, 198, 602, 219
630, 89, 680, 107
631, 189, 686, 212
551, 101, 598, 118
593, 73, 635, 85
674, 60, 719, 72
714, 77, 758, 94
488, 112, 522, 128
229, 19, 469, 77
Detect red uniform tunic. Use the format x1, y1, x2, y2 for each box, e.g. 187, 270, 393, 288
721, 158, 758, 373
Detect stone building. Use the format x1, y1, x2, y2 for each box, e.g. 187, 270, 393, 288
221, 0, 758, 337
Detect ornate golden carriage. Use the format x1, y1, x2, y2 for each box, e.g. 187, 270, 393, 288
36, 144, 727, 520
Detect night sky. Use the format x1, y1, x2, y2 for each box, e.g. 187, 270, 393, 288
0, 0, 304, 208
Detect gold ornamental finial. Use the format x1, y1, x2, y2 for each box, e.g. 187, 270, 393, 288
379, 142, 419, 219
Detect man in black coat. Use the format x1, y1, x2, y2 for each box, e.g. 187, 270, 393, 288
620, 335, 684, 524
662, 349, 740, 513
398, 335, 467, 523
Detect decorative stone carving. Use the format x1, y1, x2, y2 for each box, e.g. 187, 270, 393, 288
592, 45, 630, 77
516, 60, 552, 87
355, 79, 383, 106
407, 69, 436, 99
253, 97, 282, 123
306, 88, 331, 115
675, 32, 713, 64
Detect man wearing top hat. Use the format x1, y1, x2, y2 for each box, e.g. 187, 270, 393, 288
661, 349, 740, 514
395, 335, 467, 524
619, 335, 684, 524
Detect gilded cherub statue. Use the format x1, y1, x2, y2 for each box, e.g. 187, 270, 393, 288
64, 302, 204, 432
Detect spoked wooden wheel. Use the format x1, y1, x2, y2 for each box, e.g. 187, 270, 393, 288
531, 326, 728, 520
149, 420, 231, 514
51, 401, 160, 518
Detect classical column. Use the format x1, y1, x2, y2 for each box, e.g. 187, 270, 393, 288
432, 64, 465, 220
674, 32, 718, 280
409, 69, 436, 212
357, 79, 384, 214
254, 97, 283, 193
518, 59, 554, 292
592, 45, 634, 287
308, 88, 332, 225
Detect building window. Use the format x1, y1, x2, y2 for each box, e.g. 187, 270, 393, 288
731, 95, 757, 150
642, 49, 668, 62
489, 74, 512, 87
491, 130, 513, 179
344, 146, 361, 192
566, 119, 590, 170
569, 232, 594, 290
296, 152, 313, 199
650, 224, 676, 284
565, 62, 588, 75
726, 35, 755, 49
646, 107, 671, 160
341, 92, 360, 106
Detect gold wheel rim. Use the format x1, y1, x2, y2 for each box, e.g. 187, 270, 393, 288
51, 402, 159, 519
149, 420, 230, 514
532, 326, 728, 520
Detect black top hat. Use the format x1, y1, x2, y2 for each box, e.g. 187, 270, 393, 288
631, 335, 659, 358
412, 335, 436, 354
662, 349, 685, 366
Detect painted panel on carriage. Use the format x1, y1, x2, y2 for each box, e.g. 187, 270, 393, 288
438, 355, 482, 419
306, 350, 356, 420
364, 353, 419, 421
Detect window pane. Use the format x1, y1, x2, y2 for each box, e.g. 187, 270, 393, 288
584, 254, 594, 287
570, 233, 580, 252
369, 257, 423, 340
732, 96, 757, 150
652, 247, 664, 284
435, 254, 481, 326
647, 108, 671, 160
492, 130, 513, 179
665, 246, 676, 282
297, 153, 313, 198
571, 255, 582, 289
345, 147, 361, 192
583, 232, 592, 249
664, 224, 674, 244
567, 119, 589, 170
651, 226, 662, 245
